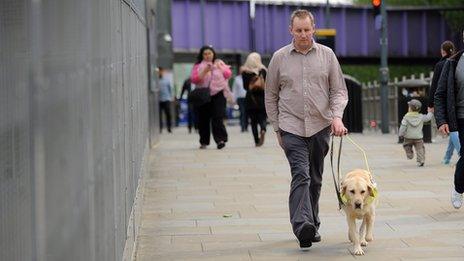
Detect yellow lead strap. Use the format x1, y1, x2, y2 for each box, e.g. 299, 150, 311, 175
345, 135, 371, 174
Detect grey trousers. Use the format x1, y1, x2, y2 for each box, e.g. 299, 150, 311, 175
280, 127, 330, 239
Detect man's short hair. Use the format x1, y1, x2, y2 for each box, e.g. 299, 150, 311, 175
290, 9, 315, 27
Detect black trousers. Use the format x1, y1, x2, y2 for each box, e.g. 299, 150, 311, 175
249, 111, 267, 144
455, 119, 464, 193
186, 102, 197, 132
280, 127, 330, 240
159, 101, 172, 132
196, 91, 228, 145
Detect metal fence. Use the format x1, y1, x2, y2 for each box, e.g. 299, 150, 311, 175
0, 0, 154, 260
362, 72, 435, 133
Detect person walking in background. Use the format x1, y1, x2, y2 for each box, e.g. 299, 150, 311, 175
428, 41, 459, 165
434, 30, 464, 209
158, 67, 172, 133
232, 66, 248, 132
265, 9, 348, 249
180, 77, 197, 133
190, 46, 233, 150
399, 99, 433, 167
242, 53, 267, 147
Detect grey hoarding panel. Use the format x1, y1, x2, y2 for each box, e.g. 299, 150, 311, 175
0, 0, 154, 260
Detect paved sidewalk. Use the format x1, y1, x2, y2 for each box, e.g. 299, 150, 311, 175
136, 126, 464, 261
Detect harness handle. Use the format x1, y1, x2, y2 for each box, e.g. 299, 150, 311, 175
330, 134, 376, 210
345, 135, 371, 174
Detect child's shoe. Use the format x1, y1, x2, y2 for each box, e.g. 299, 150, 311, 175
406, 153, 414, 160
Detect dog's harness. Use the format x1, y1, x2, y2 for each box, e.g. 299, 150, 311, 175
330, 135, 378, 210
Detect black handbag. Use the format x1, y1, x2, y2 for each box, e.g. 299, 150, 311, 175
188, 68, 213, 107
188, 87, 211, 107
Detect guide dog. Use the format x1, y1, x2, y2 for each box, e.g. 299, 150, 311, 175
340, 169, 377, 255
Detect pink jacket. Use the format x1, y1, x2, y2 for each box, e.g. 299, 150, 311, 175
190, 60, 232, 97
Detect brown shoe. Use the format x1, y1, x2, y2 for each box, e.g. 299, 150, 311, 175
257, 130, 266, 146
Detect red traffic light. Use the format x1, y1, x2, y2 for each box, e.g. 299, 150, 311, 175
372, 0, 381, 17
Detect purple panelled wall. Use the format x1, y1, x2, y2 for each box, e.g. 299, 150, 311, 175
236, 1, 249, 51
171, 0, 250, 52
345, 9, 363, 56
172, 0, 460, 58
172, 1, 203, 50
407, 12, 423, 57
254, 4, 292, 53
388, 12, 403, 57
427, 13, 443, 57
328, 7, 345, 53
366, 10, 381, 55
402, 12, 408, 56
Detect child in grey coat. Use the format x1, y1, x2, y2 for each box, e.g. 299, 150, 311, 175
399, 99, 434, 167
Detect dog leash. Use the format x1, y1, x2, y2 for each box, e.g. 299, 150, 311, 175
330, 135, 344, 210
330, 134, 377, 210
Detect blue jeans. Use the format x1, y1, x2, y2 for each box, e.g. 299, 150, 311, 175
444, 131, 460, 163
237, 97, 248, 131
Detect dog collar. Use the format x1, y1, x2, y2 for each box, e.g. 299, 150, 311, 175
366, 187, 378, 204
341, 194, 349, 205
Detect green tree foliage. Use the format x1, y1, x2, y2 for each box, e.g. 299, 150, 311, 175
353, 0, 463, 32
341, 65, 432, 84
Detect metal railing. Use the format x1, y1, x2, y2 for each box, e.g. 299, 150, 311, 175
362, 72, 435, 133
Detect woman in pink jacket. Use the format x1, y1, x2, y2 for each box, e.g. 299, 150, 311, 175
190, 46, 233, 149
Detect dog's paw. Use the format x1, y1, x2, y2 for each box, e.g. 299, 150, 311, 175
352, 246, 365, 256
366, 235, 374, 242
360, 240, 368, 246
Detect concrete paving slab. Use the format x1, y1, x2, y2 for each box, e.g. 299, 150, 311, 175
135, 127, 464, 260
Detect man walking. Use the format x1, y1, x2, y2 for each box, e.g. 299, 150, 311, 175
158, 67, 173, 133
232, 66, 248, 132
265, 9, 348, 249
434, 30, 464, 209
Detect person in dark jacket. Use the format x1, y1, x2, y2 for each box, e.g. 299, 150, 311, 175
429, 41, 455, 108
429, 41, 459, 165
434, 30, 464, 209
242, 52, 267, 147
179, 78, 197, 133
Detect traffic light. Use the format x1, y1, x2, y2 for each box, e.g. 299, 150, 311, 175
372, 0, 381, 17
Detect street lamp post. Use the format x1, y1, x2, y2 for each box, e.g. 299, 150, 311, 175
200, 0, 205, 45
325, 0, 330, 28
380, 0, 389, 134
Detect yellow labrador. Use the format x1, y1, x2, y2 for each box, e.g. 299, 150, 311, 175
340, 169, 377, 255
